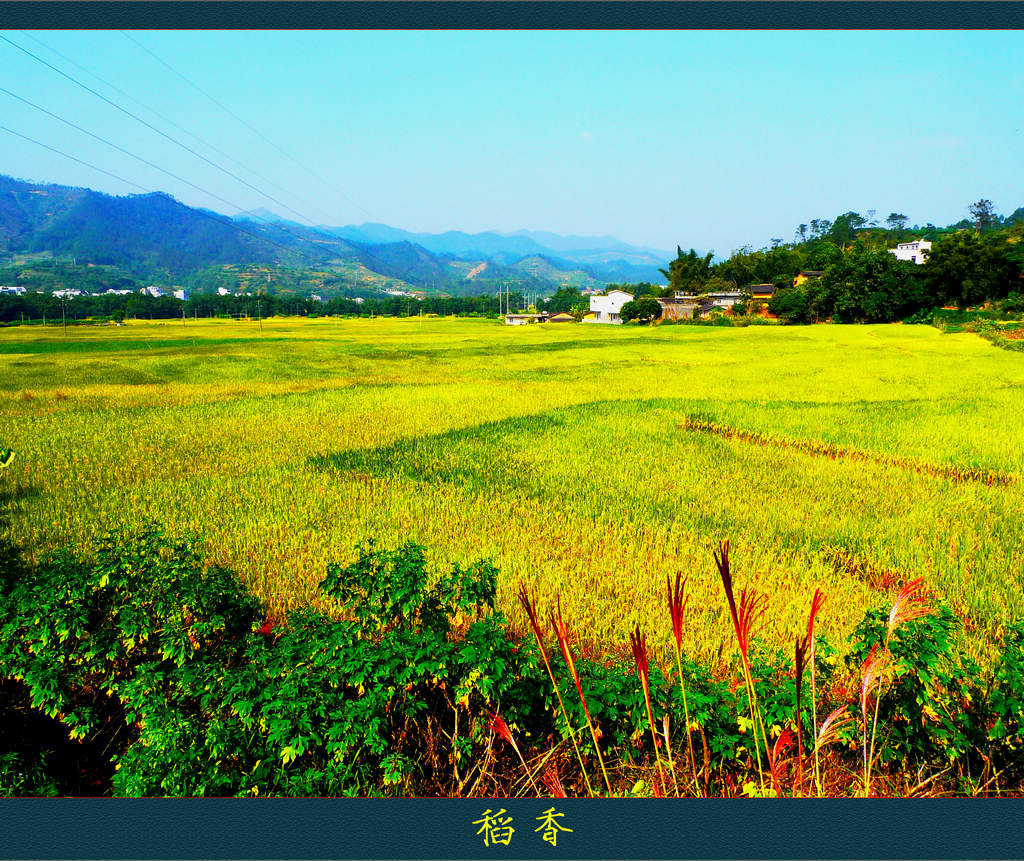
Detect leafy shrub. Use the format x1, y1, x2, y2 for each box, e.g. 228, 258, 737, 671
846, 604, 982, 765
903, 308, 935, 325
4, 526, 1024, 796
0, 527, 527, 796
986, 621, 1024, 777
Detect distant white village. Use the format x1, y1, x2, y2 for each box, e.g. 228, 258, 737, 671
504, 238, 934, 325
0, 284, 191, 300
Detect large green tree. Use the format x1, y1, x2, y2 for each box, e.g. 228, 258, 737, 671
659, 247, 714, 294
922, 232, 1021, 308
968, 199, 998, 235
543, 286, 583, 314
821, 249, 929, 322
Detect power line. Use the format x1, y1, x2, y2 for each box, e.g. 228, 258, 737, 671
0, 33, 322, 229
3, 32, 427, 289
0, 123, 334, 265
0, 35, 478, 299
0, 124, 149, 193
1, 116, 434, 296
119, 30, 375, 222
18, 30, 348, 228
0, 85, 288, 230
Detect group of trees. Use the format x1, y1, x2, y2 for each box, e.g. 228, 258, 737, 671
604, 200, 1024, 325
0, 287, 525, 325
768, 225, 1023, 324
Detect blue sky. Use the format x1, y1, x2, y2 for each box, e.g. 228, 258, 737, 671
0, 30, 1021, 256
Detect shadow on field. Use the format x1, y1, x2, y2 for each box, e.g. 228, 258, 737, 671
0, 485, 39, 508
309, 405, 580, 494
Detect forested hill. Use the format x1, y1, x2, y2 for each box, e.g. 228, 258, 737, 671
0, 175, 362, 277
0, 175, 668, 293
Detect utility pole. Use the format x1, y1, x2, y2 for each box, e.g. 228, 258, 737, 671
62, 299, 66, 335
182, 305, 186, 328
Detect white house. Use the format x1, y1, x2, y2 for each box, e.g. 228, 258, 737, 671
706, 291, 743, 310
504, 313, 541, 326
173, 289, 189, 301
589, 289, 633, 324
889, 239, 932, 264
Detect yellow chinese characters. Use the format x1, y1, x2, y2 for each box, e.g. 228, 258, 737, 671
473, 809, 515, 847
534, 807, 573, 847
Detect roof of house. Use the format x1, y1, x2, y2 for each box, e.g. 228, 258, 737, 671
747, 283, 776, 294
798, 270, 824, 277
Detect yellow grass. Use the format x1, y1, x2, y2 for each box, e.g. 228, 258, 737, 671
1, 316, 1022, 670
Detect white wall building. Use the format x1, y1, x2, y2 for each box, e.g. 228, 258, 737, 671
589, 289, 633, 324
889, 239, 932, 264
173, 289, 189, 301
706, 291, 743, 310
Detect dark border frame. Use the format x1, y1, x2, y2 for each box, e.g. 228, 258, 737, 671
2, 2, 1024, 30
2, 4, 1024, 858
4, 797, 1024, 858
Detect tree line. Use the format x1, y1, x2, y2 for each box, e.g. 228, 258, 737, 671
591, 200, 1024, 324
0, 289, 523, 325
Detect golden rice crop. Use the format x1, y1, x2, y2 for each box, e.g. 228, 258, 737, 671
1, 317, 1022, 671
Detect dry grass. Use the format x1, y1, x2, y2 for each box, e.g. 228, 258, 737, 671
1, 316, 1022, 675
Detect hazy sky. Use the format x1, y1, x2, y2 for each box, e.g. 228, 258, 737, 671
1, 30, 1021, 256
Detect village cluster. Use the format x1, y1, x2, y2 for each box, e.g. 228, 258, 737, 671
503, 238, 933, 325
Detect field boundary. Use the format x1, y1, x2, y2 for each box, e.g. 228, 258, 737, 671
677, 415, 1015, 487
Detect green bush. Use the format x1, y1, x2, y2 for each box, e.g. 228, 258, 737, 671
986, 621, 1024, 777
846, 604, 982, 766
0, 527, 527, 796
4, 527, 1024, 796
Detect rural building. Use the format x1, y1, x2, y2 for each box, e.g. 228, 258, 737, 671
705, 291, 743, 310
747, 284, 776, 302
656, 296, 699, 320
547, 312, 575, 323
743, 284, 778, 318
504, 313, 542, 325
693, 299, 719, 319
589, 289, 633, 324
793, 270, 824, 287
888, 239, 932, 264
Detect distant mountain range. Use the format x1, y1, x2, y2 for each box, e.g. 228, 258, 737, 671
0, 176, 671, 296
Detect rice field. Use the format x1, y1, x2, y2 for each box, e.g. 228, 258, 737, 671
1, 316, 1022, 672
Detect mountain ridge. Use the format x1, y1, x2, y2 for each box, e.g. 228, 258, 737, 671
2, 175, 668, 295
